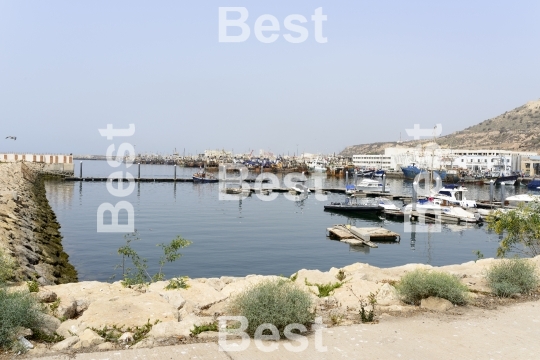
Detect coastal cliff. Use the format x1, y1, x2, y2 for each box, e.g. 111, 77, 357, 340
0, 162, 77, 284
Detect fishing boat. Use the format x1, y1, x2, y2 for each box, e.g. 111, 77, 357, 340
192, 170, 218, 183
401, 163, 447, 181
307, 158, 327, 172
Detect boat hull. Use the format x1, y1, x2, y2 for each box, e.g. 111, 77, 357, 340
401, 166, 447, 181
324, 204, 383, 213
192, 176, 218, 183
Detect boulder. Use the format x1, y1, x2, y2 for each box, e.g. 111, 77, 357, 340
76, 298, 90, 314
56, 299, 77, 320
295, 269, 339, 287
36, 290, 57, 303
97, 342, 116, 350
332, 279, 381, 310
420, 297, 453, 312
205, 278, 225, 292
220, 275, 281, 298
56, 319, 88, 338
178, 281, 227, 309
51, 336, 79, 351
72, 329, 104, 349
158, 292, 186, 310
147, 314, 214, 341
77, 292, 178, 328
39, 314, 61, 336
375, 283, 401, 306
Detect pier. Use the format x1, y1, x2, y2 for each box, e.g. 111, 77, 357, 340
327, 225, 401, 248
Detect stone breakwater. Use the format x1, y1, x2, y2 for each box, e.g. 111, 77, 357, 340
23, 255, 540, 356
0, 162, 77, 284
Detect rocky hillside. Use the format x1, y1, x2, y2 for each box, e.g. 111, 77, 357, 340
341, 99, 540, 156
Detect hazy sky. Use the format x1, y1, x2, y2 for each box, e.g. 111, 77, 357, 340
1, 1, 539, 156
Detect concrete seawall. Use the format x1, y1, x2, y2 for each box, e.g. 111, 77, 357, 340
0, 162, 77, 284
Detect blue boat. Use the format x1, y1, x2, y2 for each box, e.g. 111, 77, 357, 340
401, 163, 447, 181
192, 171, 218, 183
527, 178, 540, 190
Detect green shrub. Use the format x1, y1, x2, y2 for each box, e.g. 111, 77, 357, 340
165, 276, 190, 290
0, 248, 16, 283
227, 279, 314, 338
485, 258, 539, 297
0, 286, 44, 350
396, 269, 469, 305
27, 280, 39, 293
304, 278, 343, 298
190, 322, 218, 336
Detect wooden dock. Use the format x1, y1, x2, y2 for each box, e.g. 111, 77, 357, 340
327, 225, 400, 248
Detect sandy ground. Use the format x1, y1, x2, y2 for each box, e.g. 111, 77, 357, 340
22, 298, 540, 360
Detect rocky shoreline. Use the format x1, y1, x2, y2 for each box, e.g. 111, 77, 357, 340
17, 255, 540, 357
0, 162, 77, 284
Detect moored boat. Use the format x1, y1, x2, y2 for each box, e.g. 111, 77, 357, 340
192, 171, 218, 183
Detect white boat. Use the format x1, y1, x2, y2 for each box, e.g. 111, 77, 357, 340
289, 183, 311, 194
307, 158, 327, 172
431, 184, 476, 208
505, 194, 540, 207
404, 200, 480, 223
373, 198, 400, 211
346, 179, 388, 194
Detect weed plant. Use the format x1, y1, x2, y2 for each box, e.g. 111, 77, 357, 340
304, 278, 343, 297
190, 322, 218, 336
227, 279, 314, 338
396, 269, 469, 305
0, 286, 44, 350
0, 249, 15, 283
485, 258, 539, 297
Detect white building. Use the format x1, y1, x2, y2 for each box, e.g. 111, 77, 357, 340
354, 145, 537, 172
352, 155, 392, 170
0, 153, 74, 172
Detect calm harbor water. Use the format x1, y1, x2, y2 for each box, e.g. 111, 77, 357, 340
45, 161, 533, 282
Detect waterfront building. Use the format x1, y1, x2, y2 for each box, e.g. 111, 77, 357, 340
353, 145, 537, 173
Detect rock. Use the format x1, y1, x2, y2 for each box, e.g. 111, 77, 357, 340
72, 329, 104, 349
220, 276, 240, 284
118, 332, 134, 343
159, 292, 186, 310
40, 314, 61, 335
36, 289, 57, 303
295, 269, 339, 287
420, 297, 453, 312
178, 281, 227, 309
76, 298, 90, 314
132, 338, 154, 349
220, 275, 281, 298
375, 283, 401, 306
51, 336, 79, 351
56, 319, 88, 338
205, 278, 225, 292
97, 342, 116, 350
17, 336, 34, 350
332, 279, 381, 310
56, 299, 77, 320
197, 331, 219, 339
148, 315, 214, 341
77, 292, 178, 328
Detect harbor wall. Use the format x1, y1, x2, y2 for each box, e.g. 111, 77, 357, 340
0, 162, 77, 284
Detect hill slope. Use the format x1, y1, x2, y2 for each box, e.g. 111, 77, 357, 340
340, 99, 540, 156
